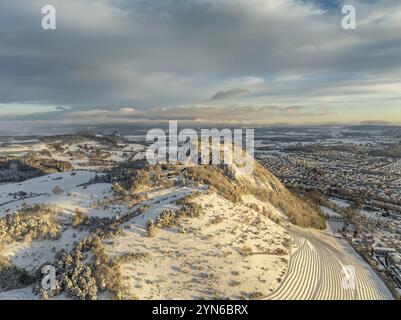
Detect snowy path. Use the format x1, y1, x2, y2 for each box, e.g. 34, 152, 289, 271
268, 227, 393, 300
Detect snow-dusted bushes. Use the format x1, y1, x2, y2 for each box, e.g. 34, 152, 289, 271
56, 251, 98, 300
145, 202, 205, 238
0, 204, 61, 243
90, 236, 125, 299
251, 162, 326, 229
146, 219, 157, 238
43, 235, 132, 300
52, 185, 63, 195
115, 252, 150, 264
265, 191, 325, 229
183, 161, 325, 229
156, 209, 179, 229
183, 166, 243, 203
0, 255, 35, 291
0, 205, 56, 291
71, 209, 88, 228
130, 170, 151, 192
111, 183, 132, 204
178, 203, 204, 218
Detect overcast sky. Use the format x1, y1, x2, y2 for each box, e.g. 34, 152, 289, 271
0, 0, 400, 126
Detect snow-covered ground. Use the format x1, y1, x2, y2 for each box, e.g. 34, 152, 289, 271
320, 206, 343, 218
0, 137, 144, 171
107, 192, 290, 299
0, 143, 48, 157
0, 171, 113, 274
360, 209, 391, 222
328, 198, 351, 208
0, 168, 291, 300
0, 171, 106, 216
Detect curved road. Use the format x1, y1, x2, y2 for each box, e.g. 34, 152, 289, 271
268, 227, 393, 300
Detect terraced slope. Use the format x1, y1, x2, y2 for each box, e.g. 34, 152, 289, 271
0, 288, 33, 300
268, 227, 393, 300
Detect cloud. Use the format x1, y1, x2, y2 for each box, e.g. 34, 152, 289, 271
55, 106, 71, 111
1, 105, 332, 126
119, 107, 137, 113
0, 0, 400, 124
359, 120, 392, 125
210, 88, 250, 100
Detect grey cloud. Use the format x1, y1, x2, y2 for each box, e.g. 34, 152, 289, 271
210, 88, 250, 100
0, 105, 330, 126
55, 106, 71, 111
0, 0, 400, 118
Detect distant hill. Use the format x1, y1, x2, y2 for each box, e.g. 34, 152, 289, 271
345, 125, 401, 131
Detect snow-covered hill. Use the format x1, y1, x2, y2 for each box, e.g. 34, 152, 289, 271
0, 136, 325, 300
